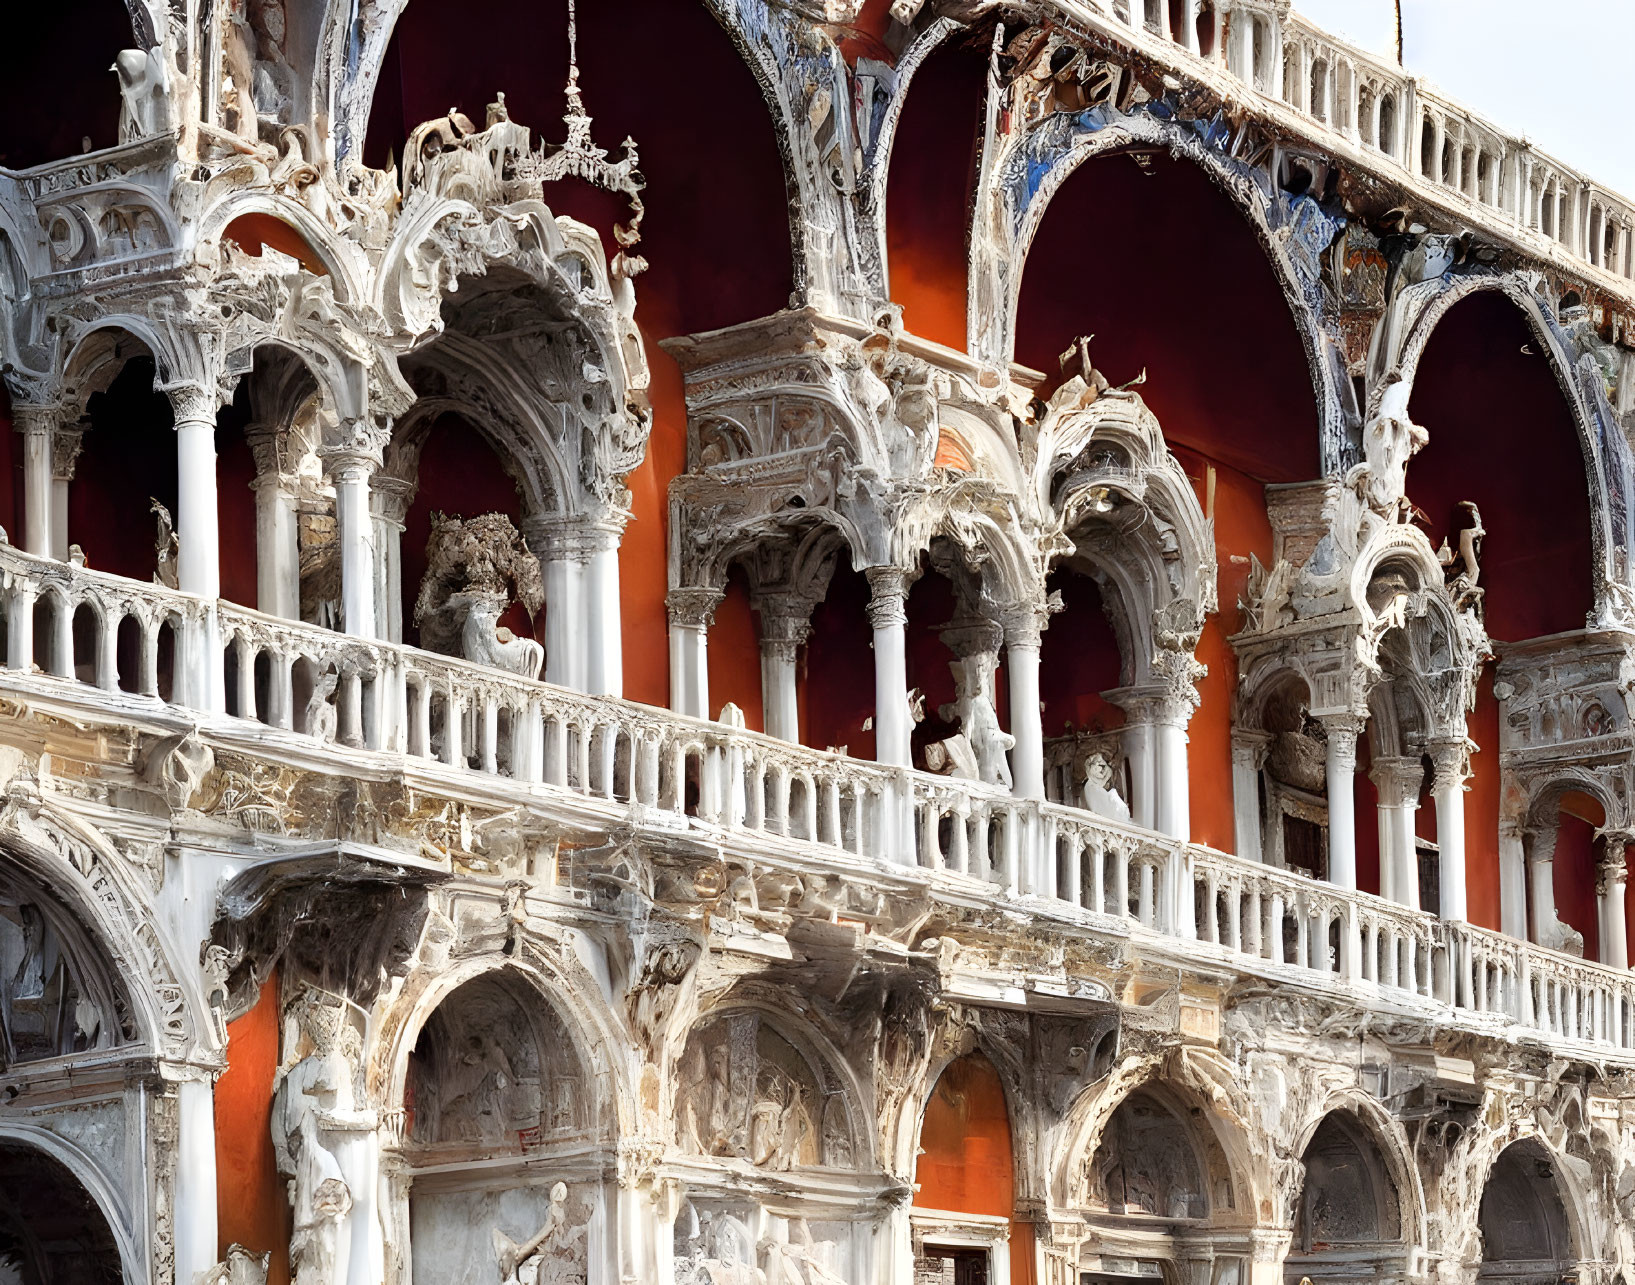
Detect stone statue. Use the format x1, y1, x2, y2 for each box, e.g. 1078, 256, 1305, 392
151, 498, 179, 589
1354, 412, 1427, 517
936, 653, 1014, 788
200, 1245, 270, 1285
202, 944, 234, 1048
761, 1220, 848, 1285
112, 49, 169, 143
414, 512, 545, 679
303, 667, 339, 744
492, 1181, 586, 1284
274, 993, 373, 1285
1438, 500, 1486, 612
1081, 753, 1130, 822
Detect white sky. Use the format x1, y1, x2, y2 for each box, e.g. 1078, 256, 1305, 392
1293, 0, 1635, 199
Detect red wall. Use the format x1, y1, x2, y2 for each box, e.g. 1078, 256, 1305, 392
0, 3, 130, 168
216, 975, 290, 1285
707, 567, 764, 730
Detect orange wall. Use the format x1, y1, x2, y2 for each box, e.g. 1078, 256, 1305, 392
707, 567, 765, 730
215, 974, 290, 1285
915, 1052, 1035, 1285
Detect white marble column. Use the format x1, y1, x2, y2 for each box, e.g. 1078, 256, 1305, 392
1499, 818, 1529, 940
335, 459, 378, 638
247, 427, 302, 620
1121, 714, 1156, 831
1528, 821, 1561, 946
666, 587, 721, 720
865, 567, 913, 767
1372, 758, 1422, 909
1004, 609, 1046, 801
173, 1076, 219, 1285
370, 476, 415, 644
1321, 714, 1364, 890
585, 523, 625, 698
171, 387, 222, 600
15, 403, 56, 558
50, 421, 83, 561
1231, 732, 1270, 861
1430, 739, 1470, 922
1599, 836, 1629, 969
755, 594, 814, 744
1153, 698, 1193, 841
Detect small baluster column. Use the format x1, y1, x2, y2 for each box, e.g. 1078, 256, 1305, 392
1429, 738, 1471, 922
666, 586, 722, 720
14, 401, 57, 558
1599, 834, 1630, 970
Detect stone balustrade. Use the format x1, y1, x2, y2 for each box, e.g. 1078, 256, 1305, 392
4, 537, 1635, 1059
1096, 0, 1635, 290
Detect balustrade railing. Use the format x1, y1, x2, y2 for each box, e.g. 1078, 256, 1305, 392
3, 541, 1635, 1054
1099, 0, 1635, 287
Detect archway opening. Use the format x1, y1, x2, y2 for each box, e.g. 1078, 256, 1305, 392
1408, 291, 1595, 931
885, 31, 990, 349
363, 0, 790, 708
403, 971, 598, 1281
804, 554, 878, 760
68, 348, 175, 583
1285, 1111, 1405, 1283
1039, 566, 1125, 806
1477, 1139, 1573, 1280
0, 1139, 124, 1284
915, 1051, 1033, 1284
1017, 150, 1313, 850
0, 3, 133, 169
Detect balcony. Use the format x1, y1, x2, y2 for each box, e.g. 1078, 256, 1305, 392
1, 537, 1631, 1059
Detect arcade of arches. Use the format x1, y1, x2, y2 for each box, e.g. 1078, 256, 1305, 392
2, 1, 1635, 1284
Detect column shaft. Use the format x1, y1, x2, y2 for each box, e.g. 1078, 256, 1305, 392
1006, 634, 1044, 800
1323, 718, 1361, 890
1154, 718, 1190, 840
254, 480, 301, 619
333, 461, 376, 639
761, 642, 800, 742
1231, 736, 1267, 861
546, 557, 586, 690
173, 1078, 219, 1284
666, 588, 720, 720
865, 568, 912, 768
19, 413, 53, 558
1600, 841, 1629, 969
1431, 742, 1469, 922
1499, 821, 1529, 940
175, 416, 221, 599
1123, 721, 1155, 830
586, 542, 623, 697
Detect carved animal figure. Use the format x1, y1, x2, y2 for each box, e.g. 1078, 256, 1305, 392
151, 498, 179, 589
1082, 752, 1130, 822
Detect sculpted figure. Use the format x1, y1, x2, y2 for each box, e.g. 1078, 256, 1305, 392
1355, 413, 1427, 517
493, 1181, 586, 1284
938, 653, 1014, 788
112, 49, 170, 143
274, 995, 371, 1285
303, 668, 339, 744
152, 498, 179, 589
414, 512, 545, 679
1081, 753, 1130, 822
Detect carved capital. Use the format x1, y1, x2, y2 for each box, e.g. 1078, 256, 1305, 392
160, 380, 222, 426
753, 592, 816, 649
320, 416, 392, 471
864, 566, 911, 631
667, 586, 724, 631
1231, 729, 1273, 772
1000, 601, 1050, 650
11, 402, 58, 439
1368, 756, 1424, 807
1427, 737, 1473, 794
370, 474, 419, 525
51, 420, 87, 482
